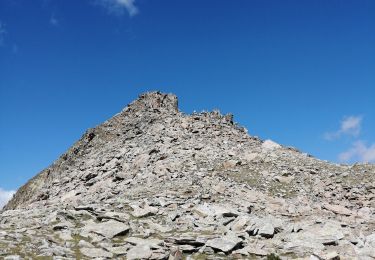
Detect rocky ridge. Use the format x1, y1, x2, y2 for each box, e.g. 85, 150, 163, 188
1, 91, 374, 259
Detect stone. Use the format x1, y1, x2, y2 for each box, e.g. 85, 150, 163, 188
177, 244, 197, 253
97, 211, 129, 222
80, 247, 113, 258
82, 220, 130, 238
222, 160, 239, 169
312, 251, 340, 260
126, 244, 152, 260
231, 215, 250, 232
4, 256, 21, 260
282, 221, 345, 254
242, 152, 259, 162
258, 222, 275, 238
193, 204, 213, 217
262, 140, 281, 150
169, 235, 205, 246
169, 247, 183, 260
78, 240, 94, 248
205, 235, 242, 253
131, 205, 158, 218
106, 245, 130, 255
357, 207, 372, 220
247, 247, 269, 256
322, 204, 353, 216
325, 251, 340, 260
193, 203, 238, 218
125, 237, 163, 248
274, 175, 294, 184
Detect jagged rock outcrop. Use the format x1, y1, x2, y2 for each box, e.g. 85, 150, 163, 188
1, 91, 374, 259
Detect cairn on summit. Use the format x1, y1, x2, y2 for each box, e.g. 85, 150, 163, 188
1, 92, 374, 259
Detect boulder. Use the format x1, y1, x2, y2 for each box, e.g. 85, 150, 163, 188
322, 204, 353, 216
80, 248, 113, 258
81, 220, 130, 239
127, 245, 152, 260
205, 234, 242, 253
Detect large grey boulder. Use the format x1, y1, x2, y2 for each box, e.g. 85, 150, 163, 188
205, 234, 242, 253
126, 244, 152, 260
81, 220, 130, 239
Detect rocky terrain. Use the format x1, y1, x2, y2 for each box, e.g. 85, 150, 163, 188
1, 91, 374, 259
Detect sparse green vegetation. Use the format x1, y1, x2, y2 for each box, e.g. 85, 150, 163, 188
267, 253, 281, 260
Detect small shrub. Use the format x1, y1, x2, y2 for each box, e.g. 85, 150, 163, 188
267, 253, 281, 260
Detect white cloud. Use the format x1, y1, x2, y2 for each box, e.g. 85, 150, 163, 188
0, 21, 6, 46
339, 141, 375, 163
324, 115, 362, 140
324, 115, 374, 163
0, 188, 15, 209
96, 0, 139, 17
341, 116, 362, 136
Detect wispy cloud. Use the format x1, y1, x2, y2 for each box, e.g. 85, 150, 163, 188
95, 0, 139, 17
324, 116, 362, 140
325, 115, 374, 163
0, 188, 15, 209
339, 141, 375, 163
12, 44, 18, 54
50, 13, 59, 26
0, 21, 6, 46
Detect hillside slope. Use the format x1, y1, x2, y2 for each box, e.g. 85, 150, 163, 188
1, 92, 374, 259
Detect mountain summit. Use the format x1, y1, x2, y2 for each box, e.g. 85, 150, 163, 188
1, 91, 374, 259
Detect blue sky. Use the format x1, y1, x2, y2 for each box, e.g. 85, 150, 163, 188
0, 0, 374, 201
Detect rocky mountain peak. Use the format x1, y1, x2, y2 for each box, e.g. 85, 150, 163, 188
122, 91, 179, 115
1, 92, 374, 259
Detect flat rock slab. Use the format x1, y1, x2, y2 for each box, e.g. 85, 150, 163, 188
131, 206, 158, 218
323, 203, 354, 216
106, 246, 131, 256
167, 234, 208, 246
125, 237, 163, 249
126, 244, 152, 260
231, 215, 251, 232
283, 221, 345, 253
4, 256, 21, 260
194, 203, 239, 218
206, 235, 242, 253
80, 247, 113, 258
82, 220, 130, 238
247, 216, 281, 238
262, 139, 281, 150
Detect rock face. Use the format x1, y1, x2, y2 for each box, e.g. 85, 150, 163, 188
1, 91, 374, 259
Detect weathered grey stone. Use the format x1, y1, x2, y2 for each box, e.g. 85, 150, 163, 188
283, 221, 345, 254
258, 222, 274, 238
125, 237, 163, 248
80, 247, 113, 258
106, 245, 130, 256
205, 235, 242, 253
126, 244, 152, 260
4, 256, 21, 260
230, 215, 250, 232
131, 205, 158, 218
193, 203, 238, 218
262, 140, 281, 150
78, 240, 94, 248
322, 203, 353, 216
82, 220, 130, 238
